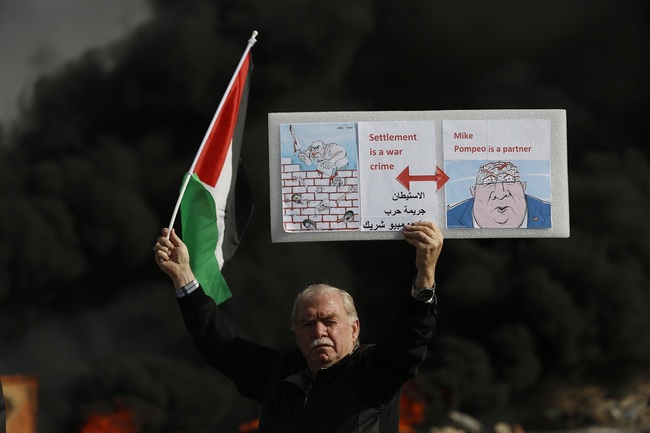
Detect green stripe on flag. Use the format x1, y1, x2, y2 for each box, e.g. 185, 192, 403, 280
180, 173, 232, 304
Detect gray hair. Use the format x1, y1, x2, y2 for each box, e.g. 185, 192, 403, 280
290, 284, 359, 332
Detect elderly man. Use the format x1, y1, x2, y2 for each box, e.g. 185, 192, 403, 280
154, 221, 443, 432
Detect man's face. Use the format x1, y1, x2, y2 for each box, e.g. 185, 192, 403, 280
471, 181, 528, 228
294, 292, 359, 374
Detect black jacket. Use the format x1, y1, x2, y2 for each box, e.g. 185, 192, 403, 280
178, 287, 436, 433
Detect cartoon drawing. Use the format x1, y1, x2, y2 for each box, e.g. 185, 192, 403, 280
289, 124, 303, 153
446, 161, 551, 228
315, 185, 358, 213
280, 122, 359, 233
298, 139, 349, 181
302, 219, 316, 230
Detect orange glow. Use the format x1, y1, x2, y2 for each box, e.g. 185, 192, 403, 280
79, 408, 138, 433
238, 418, 260, 432
399, 381, 427, 433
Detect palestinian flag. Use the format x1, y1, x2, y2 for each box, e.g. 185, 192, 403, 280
179, 50, 254, 304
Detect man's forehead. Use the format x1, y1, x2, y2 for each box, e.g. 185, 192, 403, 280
297, 294, 344, 317
298, 310, 342, 323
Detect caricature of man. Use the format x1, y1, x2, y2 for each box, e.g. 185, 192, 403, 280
298, 140, 349, 179
447, 161, 551, 228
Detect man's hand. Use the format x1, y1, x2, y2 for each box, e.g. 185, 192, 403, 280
402, 221, 443, 289
153, 228, 196, 289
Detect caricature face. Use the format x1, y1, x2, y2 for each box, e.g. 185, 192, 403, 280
309, 141, 325, 159
471, 181, 528, 228
294, 291, 359, 375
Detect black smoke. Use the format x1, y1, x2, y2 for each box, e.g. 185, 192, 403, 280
0, 0, 649, 432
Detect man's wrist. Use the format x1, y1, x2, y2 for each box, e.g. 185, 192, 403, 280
411, 278, 436, 303
172, 268, 196, 290
176, 279, 199, 298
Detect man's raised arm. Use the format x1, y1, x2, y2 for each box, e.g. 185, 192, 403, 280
403, 221, 443, 292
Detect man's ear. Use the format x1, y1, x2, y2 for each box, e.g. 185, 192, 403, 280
470, 185, 476, 198
352, 319, 360, 342
520, 181, 527, 193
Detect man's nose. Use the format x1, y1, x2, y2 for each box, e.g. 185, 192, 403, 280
314, 322, 327, 336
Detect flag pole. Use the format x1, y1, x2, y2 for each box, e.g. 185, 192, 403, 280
166, 31, 258, 238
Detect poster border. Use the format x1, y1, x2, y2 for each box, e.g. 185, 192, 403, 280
268, 109, 569, 242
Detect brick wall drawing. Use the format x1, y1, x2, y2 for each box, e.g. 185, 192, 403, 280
281, 157, 360, 232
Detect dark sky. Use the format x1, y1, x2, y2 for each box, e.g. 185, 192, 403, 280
0, 0, 150, 126
1, 1, 649, 432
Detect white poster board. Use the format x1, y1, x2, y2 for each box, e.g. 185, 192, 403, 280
268, 110, 568, 242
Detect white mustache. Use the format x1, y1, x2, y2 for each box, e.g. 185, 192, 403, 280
309, 337, 334, 350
